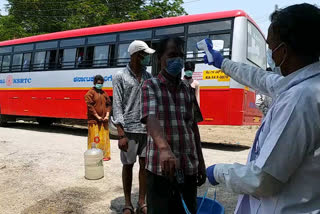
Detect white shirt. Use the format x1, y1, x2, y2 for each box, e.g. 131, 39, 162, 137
213, 59, 320, 214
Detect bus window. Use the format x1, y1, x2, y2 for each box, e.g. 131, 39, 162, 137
61, 48, 77, 69
155, 26, 184, 37
117, 43, 130, 66
60, 38, 85, 48
109, 44, 116, 67
33, 51, 46, 71
12, 54, 23, 72
2, 55, 11, 72
14, 44, 33, 52
0, 46, 12, 54
210, 33, 231, 56
188, 20, 232, 34
22, 53, 32, 71
93, 45, 109, 67
187, 35, 207, 60
88, 34, 116, 45
210, 34, 231, 48
85, 46, 94, 67
76, 48, 85, 68
0, 56, 2, 72
119, 30, 152, 41
45, 50, 57, 70
247, 21, 266, 68
187, 34, 231, 60
36, 41, 58, 50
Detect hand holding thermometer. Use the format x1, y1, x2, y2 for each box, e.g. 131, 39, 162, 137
197, 38, 224, 69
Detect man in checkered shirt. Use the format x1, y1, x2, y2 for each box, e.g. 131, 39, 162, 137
141, 37, 206, 214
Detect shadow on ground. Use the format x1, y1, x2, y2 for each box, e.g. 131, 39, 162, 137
2, 122, 121, 139
21, 187, 102, 214
202, 142, 250, 151
3, 122, 88, 137
110, 192, 139, 214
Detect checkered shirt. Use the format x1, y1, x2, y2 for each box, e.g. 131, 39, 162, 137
141, 72, 203, 176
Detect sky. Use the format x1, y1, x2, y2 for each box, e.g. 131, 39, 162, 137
183, 0, 319, 35
0, 0, 319, 35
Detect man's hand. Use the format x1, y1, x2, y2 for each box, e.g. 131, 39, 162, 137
159, 147, 177, 177
118, 137, 129, 152
202, 38, 224, 69
197, 159, 207, 186
103, 116, 109, 123
95, 114, 103, 122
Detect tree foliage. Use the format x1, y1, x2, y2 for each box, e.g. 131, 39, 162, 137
0, 0, 187, 41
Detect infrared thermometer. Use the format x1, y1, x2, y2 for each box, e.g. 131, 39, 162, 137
196, 38, 214, 64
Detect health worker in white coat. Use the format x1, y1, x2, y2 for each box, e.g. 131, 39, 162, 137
205, 3, 320, 214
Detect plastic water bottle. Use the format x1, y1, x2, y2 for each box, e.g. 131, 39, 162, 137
84, 143, 104, 180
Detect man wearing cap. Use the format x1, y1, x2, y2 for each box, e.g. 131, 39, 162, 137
112, 40, 155, 214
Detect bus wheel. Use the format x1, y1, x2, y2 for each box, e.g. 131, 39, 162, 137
0, 115, 8, 127
37, 118, 54, 127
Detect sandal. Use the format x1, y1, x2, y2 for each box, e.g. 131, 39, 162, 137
122, 205, 134, 214
136, 203, 147, 214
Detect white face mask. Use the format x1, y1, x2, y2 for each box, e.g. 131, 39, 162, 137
266, 42, 286, 76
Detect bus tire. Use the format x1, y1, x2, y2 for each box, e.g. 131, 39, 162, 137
0, 115, 8, 127
37, 118, 54, 127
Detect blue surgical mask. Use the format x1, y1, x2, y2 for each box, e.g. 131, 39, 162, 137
95, 84, 103, 90
141, 55, 151, 66
184, 70, 193, 77
266, 42, 286, 76
267, 48, 276, 71
166, 57, 184, 76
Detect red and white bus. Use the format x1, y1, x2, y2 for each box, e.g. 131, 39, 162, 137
0, 10, 266, 126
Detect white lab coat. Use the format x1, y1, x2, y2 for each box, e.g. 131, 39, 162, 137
213, 59, 320, 214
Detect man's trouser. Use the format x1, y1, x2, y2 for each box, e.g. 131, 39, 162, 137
147, 171, 197, 214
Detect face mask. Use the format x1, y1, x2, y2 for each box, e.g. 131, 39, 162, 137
184, 70, 193, 77
166, 57, 184, 76
95, 84, 103, 90
141, 55, 151, 66
266, 42, 286, 76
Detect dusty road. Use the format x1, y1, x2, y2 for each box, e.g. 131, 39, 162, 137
0, 123, 254, 214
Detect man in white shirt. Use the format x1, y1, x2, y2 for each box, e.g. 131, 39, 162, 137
204, 3, 320, 214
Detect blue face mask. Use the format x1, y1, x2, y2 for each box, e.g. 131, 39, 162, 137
166, 57, 184, 76
184, 70, 193, 77
141, 55, 151, 66
95, 84, 103, 90
266, 42, 286, 76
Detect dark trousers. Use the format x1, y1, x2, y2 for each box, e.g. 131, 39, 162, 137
147, 171, 197, 214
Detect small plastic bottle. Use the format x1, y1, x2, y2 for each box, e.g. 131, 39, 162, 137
84, 143, 104, 180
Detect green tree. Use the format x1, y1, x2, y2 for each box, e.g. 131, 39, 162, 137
0, 15, 31, 41
0, 0, 187, 41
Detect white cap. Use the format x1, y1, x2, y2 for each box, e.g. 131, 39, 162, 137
128, 40, 155, 56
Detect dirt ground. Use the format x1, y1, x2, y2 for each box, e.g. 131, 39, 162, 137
199, 125, 259, 148
0, 123, 257, 214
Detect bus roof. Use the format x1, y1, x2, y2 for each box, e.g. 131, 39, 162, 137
0, 10, 263, 46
